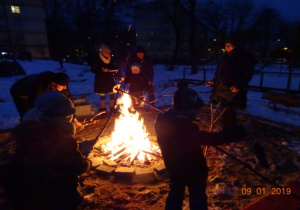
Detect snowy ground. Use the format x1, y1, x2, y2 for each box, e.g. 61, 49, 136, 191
1, 59, 300, 210
1, 59, 300, 130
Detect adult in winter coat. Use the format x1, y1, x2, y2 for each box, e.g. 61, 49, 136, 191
126, 46, 155, 103
155, 87, 250, 210
125, 62, 150, 107
206, 38, 255, 129
4, 91, 90, 210
10, 71, 71, 121
91, 43, 121, 113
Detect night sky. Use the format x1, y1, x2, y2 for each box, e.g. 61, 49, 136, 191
255, 0, 300, 21
211, 0, 300, 21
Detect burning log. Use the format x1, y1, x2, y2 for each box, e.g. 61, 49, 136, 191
93, 90, 162, 168
112, 147, 126, 156
130, 151, 140, 165
142, 150, 163, 159
99, 151, 112, 156
144, 154, 150, 164
116, 153, 130, 163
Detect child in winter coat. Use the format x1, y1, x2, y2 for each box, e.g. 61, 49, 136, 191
125, 62, 150, 108
4, 91, 90, 210
155, 86, 252, 210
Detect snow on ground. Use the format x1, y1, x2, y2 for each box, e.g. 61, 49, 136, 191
0, 59, 300, 131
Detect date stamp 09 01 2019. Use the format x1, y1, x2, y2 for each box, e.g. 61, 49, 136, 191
241, 187, 292, 195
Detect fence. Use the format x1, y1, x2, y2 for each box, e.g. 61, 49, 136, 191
181, 67, 300, 93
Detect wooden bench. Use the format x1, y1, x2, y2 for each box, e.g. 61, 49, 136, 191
262, 91, 300, 109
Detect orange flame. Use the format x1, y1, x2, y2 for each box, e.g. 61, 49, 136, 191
101, 92, 160, 163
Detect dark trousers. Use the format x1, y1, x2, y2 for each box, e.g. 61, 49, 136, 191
221, 107, 237, 130
12, 96, 31, 121
165, 180, 208, 210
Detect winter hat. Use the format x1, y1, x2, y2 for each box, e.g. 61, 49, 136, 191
53, 72, 70, 86
173, 87, 204, 111
35, 91, 75, 118
99, 43, 112, 54
135, 46, 145, 54
131, 62, 141, 74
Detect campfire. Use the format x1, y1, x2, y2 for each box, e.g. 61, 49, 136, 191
94, 92, 162, 166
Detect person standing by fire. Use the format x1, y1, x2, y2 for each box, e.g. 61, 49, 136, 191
91, 43, 123, 114
126, 46, 154, 106
125, 62, 151, 108
10, 71, 83, 128
154, 86, 252, 210
10, 71, 71, 121
206, 38, 255, 130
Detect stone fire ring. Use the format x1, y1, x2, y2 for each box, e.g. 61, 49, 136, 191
87, 135, 168, 183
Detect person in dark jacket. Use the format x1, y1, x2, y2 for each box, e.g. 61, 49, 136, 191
125, 62, 150, 108
5, 91, 90, 210
206, 38, 255, 129
91, 43, 121, 113
10, 71, 71, 121
154, 87, 250, 210
126, 46, 155, 105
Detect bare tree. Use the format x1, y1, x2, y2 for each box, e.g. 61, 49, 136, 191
188, 0, 198, 74
253, 7, 283, 62
44, 0, 74, 59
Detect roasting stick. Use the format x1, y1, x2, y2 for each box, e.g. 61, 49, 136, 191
204, 102, 225, 157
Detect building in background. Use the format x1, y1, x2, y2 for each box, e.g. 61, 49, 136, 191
135, 2, 189, 63
134, 2, 207, 64
0, 0, 49, 59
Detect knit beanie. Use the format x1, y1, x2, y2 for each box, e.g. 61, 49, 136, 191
99, 43, 112, 54
53, 72, 70, 86
173, 87, 204, 111
35, 91, 75, 118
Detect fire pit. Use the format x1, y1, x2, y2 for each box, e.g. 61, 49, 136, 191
87, 92, 166, 182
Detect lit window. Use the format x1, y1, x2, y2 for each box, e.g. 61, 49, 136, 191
11, 6, 20, 13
